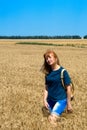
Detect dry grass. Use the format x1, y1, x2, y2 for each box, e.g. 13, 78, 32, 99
0, 39, 87, 130
0, 38, 87, 45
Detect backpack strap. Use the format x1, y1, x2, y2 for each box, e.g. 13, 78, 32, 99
61, 68, 66, 89
61, 68, 74, 101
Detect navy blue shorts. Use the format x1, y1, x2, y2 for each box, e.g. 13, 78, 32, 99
48, 99, 67, 116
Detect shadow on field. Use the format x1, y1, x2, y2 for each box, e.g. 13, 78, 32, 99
41, 106, 50, 117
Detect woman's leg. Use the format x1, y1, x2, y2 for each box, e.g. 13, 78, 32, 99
48, 113, 60, 126
48, 99, 67, 125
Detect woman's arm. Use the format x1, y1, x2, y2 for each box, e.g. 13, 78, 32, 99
43, 86, 49, 109
66, 85, 73, 112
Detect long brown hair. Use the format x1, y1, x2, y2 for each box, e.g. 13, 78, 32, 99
41, 50, 60, 75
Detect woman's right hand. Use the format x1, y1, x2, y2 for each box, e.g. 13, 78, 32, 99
43, 87, 49, 109
43, 99, 49, 109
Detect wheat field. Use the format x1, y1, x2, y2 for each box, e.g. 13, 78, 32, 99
0, 39, 87, 130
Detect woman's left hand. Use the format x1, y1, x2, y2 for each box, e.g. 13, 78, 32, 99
67, 103, 73, 113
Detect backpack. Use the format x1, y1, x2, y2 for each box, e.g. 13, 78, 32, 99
61, 69, 74, 101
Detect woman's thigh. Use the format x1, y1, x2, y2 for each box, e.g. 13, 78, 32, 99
51, 99, 67, 116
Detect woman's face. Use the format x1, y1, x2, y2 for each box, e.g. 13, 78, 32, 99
45, 53, 57, 66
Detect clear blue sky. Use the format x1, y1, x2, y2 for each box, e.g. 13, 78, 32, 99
0, 0, 87, 37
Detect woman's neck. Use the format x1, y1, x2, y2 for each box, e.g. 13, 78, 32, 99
51, 64, 60, 71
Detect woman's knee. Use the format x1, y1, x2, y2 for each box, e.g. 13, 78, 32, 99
48, 114, 60, 122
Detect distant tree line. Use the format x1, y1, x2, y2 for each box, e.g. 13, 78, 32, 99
83, 35, 87, 39
0, 35, 87, 39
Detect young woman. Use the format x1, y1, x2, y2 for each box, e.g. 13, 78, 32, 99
41, 50, 73, 125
